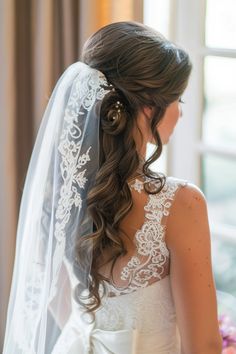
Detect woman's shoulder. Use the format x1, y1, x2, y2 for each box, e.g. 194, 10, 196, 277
162, 176, 207, 221
165, 176, 206, 206
128, 172, 206, 207
164, 177, 209, 249
141, 174, 208, 220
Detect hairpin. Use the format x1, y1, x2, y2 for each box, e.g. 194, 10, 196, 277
112, 101, 123, 121
108, 82, 116, 92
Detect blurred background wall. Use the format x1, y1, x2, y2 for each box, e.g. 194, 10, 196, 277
1, 0, 236, 351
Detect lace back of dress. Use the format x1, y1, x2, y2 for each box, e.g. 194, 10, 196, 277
104, 175, 188, 297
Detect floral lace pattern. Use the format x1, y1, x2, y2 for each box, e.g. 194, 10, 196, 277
49, 67, 111, 301
107, 176, 188, 296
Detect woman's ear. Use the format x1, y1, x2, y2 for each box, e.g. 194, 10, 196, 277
142, 106, 154, 120
141, 106, 155, 144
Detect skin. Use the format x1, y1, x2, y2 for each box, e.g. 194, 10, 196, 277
157, 99, 183, 144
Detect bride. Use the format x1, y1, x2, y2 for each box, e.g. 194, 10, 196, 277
3, 21, 223, 353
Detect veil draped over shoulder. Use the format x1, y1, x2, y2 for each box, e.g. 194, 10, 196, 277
3, 61, 113, 354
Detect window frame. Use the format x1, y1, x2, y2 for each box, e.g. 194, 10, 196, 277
144, 0, 236, 242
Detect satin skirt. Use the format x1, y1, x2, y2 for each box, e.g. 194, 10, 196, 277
51, 311, 181, 354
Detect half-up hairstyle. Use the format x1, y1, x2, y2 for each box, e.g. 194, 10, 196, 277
76, 21, 192, 313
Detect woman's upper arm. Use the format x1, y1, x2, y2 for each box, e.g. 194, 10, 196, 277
165, 183, 222, 354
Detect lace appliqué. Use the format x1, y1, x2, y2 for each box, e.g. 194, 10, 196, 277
107, 177, 186, 296
49, 69, 111, 301
130, 178, 144, 193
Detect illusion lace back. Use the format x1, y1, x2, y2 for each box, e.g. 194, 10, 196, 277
51, 175, 188, 354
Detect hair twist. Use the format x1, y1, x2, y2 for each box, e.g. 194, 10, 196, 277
100, 89, 129, 136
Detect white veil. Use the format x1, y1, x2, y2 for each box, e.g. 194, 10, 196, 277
3, 61, 113, 353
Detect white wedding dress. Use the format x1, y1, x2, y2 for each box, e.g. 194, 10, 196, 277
51, 175, 188, 354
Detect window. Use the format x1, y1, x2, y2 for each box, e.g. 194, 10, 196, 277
144, 0, 236, 297
202, 0, 236, 297
144, 0, 171, 175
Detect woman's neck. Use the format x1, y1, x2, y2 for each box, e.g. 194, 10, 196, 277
127, 156, 145, 184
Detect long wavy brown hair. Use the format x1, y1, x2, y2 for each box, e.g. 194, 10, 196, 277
75, 21, 192, 313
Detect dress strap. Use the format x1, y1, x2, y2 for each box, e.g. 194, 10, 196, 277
129, 175, 188, 224
106, 175, 188, 297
